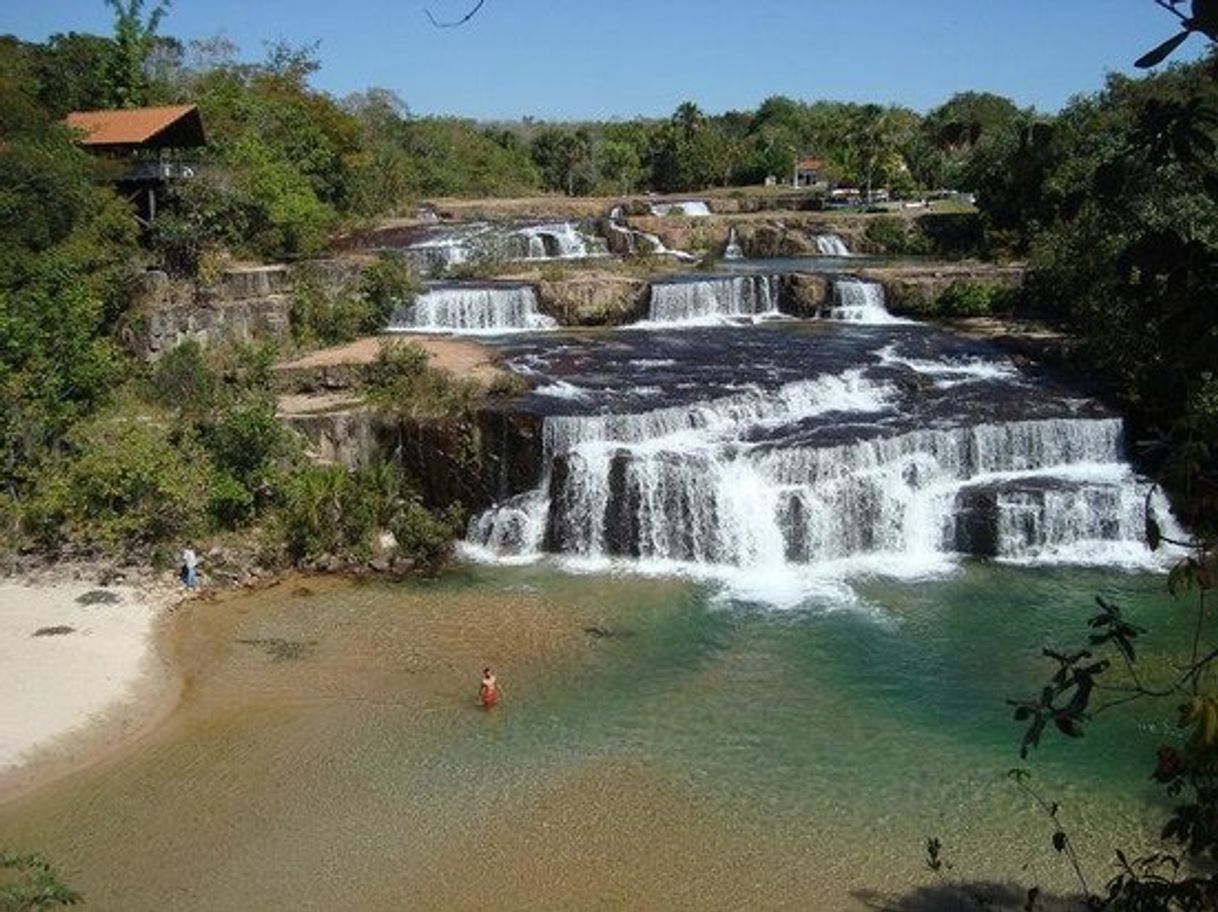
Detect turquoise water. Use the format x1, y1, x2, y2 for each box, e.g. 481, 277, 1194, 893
0, 562, 1193, 909
454, 562, 1181, 811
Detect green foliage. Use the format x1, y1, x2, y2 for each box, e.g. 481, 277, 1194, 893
201, 397, 290, 490
273, 461, 461, 569
531, 126, 594, 196
358, 253, 420, 330
388, 500, 464, 572
863, 216, 932, 255
148, 339, 219, 417
24, 408, 210, 551
225, 135, 334, 259
0, 851, 81, 912
363, 340, 482, 418
101, 0, 170, 108
0, 111, 139, 501
290, 273, 382, 348
934, 280, 1018, 317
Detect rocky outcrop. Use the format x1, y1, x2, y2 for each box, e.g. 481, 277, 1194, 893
125, 266, 294, 360
280, 402, 546, 516
535, 274, 650, 325
782, 274, 831, 316
621, 214, 869, 259
124, 258, 373, 362
281, 401, 377, 468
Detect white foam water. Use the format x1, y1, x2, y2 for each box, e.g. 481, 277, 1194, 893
640, 275, 782, 326
468, 371, 1178, 594
651, 201, 712, 217
827, 280, 905, 324
875, 343, 1019, 387
724, 228, 744, 260
815, 234, 852, 257
388, 285, 556, 334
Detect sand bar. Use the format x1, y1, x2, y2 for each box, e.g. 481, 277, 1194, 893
0, 578, 179, 796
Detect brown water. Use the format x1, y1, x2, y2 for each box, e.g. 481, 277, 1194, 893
0, 565, 1183, 910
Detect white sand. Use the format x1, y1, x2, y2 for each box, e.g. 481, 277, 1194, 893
0, 580, 176, 778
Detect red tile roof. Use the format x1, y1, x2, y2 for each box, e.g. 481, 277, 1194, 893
66, 104, 203, 148
797, 158, 826, 171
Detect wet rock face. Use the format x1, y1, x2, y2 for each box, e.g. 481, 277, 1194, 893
283, 405, 546, 517
951, 487, 1001, 558
376, 408, 546, 515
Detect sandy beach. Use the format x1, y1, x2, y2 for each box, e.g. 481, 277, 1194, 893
0, 575, 181, 798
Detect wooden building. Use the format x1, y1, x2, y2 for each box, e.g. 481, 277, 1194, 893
795, 157, 826, 188
65, 104, 205, 226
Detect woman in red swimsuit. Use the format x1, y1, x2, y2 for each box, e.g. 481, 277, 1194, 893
479, 667, 500, 709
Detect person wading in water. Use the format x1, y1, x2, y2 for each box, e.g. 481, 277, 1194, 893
479, 667, 500, 709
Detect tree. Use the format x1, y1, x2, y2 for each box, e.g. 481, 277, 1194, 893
531, 127, 592, 196
101, 0, 171, 108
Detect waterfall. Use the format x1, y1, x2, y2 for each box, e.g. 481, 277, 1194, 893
651, 201, 712, 217
516, 222, 605, 259
401, 239, 470, 276
815, 234, 852, 257
724, 228, 744, 260
388, 285, 556, 334
828, 280, 900, 324
644, 276, 781, 325
399, 222, 603, 275
469, 387, 1173, 574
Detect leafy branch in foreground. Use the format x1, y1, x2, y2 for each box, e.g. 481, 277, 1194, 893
1006, 525, 1218, 909
0, 852, 81, 912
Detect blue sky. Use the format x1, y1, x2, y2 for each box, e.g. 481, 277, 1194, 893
3, 1, 1210, 120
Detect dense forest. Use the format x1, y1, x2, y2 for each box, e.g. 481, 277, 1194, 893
1, 0, 1215, 565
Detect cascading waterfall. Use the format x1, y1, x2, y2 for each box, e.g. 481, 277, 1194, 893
828, 280, 900, 324
724, 227, 744, 260
651, 200, 712, 217
815, 234, 852, 256
516, 222, 606, 260
388, 285, 556, 333
400, 222, 603, 276
469, 382, 1174, 575
644, 275, 781, 324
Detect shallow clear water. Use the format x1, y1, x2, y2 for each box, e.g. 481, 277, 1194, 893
0, 563, 1193, 910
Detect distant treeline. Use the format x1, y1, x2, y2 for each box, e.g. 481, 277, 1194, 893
4, 22, 1038, 263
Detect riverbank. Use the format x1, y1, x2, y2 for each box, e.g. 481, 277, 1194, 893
0, 573, 184, 800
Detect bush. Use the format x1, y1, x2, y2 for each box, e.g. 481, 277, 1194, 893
25, 411, 210, 551
0, 850, 81, 911
389, 499, 463, 572
206, 469, 256, 529
918, 212, 987, 259
363, 340, 482, 418
202, 398, 293, 489
359, 253, 420, 330
864, 216, 933, 255
290, 280, 376, 348
935, 280, 1018, 316
273, 461, 462, 568
148, 340, 219, 418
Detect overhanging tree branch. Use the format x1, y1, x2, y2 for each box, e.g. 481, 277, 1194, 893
424, 0, 487, 28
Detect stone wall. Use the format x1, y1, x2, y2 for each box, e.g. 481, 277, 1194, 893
123, 258, 371, 361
